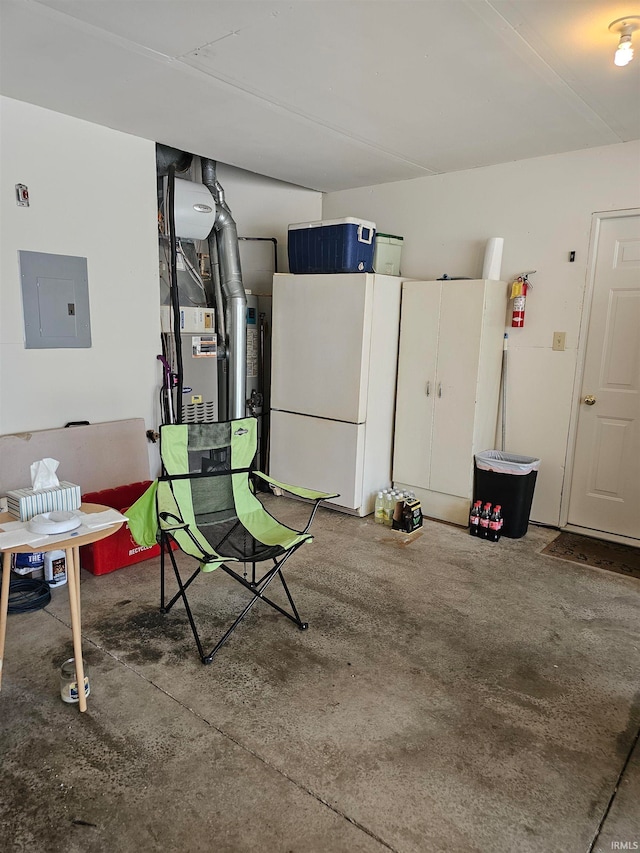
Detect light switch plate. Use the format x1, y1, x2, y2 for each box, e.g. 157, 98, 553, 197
552, 331, 566, 351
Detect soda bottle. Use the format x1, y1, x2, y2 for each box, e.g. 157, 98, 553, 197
479, 503, 492, 538
488, 505, 503, 542
374, 491, 385, 524
469, 501, 482, 536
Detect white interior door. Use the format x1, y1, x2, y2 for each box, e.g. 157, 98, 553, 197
430, 281, 484, 497
568, 213, 640, 540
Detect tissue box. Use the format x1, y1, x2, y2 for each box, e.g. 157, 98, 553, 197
6, 482, 81, 521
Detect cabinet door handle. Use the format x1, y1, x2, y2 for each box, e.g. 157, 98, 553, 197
425, 381, 430, 397
437, 382, 442, 398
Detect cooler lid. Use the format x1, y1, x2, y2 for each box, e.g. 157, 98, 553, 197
288, 217, 376, 231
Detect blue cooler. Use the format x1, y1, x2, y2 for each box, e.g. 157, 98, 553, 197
288, 217, 376, 274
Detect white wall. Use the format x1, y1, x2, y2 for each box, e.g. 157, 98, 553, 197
215, 162, 322, 278
0, 97, 321, 481
322, 142, 640, 525
0, 96, 161, 478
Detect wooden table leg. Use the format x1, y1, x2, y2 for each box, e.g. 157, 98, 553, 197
65, 546, 87, 712
0, 551, 12, 690
73, 546, 81, 625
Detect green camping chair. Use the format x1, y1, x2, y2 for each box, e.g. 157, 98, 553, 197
131, 418, 337, 664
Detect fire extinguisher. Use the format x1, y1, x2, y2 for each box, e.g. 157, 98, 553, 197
510, 272, 535, 328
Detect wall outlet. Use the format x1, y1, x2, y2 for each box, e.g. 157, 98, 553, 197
552, 331, 566, 351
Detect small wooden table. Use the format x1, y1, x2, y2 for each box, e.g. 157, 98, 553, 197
0, 503, 124, 712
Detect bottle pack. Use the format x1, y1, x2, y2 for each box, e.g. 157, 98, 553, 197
470, 500, 505, 541
375, 488, 422, 533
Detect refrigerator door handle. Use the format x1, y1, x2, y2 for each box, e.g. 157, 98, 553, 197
437, 382, 442, 398
425, 381, 430, 397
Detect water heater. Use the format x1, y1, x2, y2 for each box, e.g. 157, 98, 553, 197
246, 292, 260, 413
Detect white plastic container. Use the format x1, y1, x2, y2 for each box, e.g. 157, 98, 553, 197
373, 233, 403, 276
44, 549, 67, 587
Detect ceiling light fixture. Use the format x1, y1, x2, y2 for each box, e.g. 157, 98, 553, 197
609, 16, 640, 66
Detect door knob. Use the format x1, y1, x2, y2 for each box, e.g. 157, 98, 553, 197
584, 395, 596, 406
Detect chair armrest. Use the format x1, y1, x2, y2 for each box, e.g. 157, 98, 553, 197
157, 510, 188, 531
253, 471, 339, 502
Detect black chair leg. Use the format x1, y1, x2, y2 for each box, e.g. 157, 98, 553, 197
202, 586, 264, 664
160, 542, 309, 665
202, 553, 307, 663
163, 540, 206, 661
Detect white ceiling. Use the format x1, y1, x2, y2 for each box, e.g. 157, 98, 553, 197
1, 0, 639, 192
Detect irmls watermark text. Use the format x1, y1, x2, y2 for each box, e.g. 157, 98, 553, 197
611, 843, 639, 850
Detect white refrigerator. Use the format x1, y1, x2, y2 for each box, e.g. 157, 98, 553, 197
269, 272, 402, 516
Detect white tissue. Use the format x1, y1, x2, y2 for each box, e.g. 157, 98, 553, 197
30, 458, 60, 491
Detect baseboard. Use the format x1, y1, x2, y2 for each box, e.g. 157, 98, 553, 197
563, 524, 640, 549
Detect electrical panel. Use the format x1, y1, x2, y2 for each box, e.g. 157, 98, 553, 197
19, 251, 91, 349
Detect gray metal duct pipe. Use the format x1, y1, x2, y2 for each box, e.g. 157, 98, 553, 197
201, 158, 247, 420
200, 160, 227, 418
156, 143, 193, 176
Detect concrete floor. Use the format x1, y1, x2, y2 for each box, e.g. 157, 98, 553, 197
1, 499, 639, 853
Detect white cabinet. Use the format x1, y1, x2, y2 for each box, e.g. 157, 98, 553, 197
270, 273, 403, 516
393, 279, 507, 525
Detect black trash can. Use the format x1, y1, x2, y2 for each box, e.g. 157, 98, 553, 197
473, 451, 540, 538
